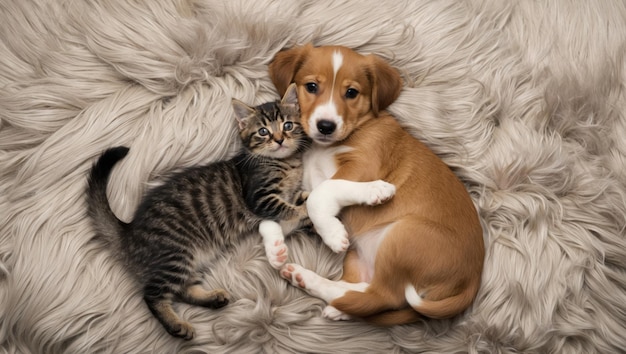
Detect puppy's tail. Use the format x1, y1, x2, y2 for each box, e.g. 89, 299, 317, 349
402, 283, 478, 320
86, 146, 130, 246
332, 283, 477, 326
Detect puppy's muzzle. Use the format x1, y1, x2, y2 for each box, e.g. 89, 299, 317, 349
317, 120, 337, 135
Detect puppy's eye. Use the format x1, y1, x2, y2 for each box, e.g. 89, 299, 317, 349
283, 122, 294, 131
305, 82, 318, 94
258, 127, 270, 136
345, 88, 359, 99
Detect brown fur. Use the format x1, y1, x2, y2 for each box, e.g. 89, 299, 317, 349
270, 44, 484, 324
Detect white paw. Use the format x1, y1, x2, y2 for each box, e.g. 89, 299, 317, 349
365, 180, 396, 205
280, 263, 312, 289
319, 221, 350, 253
322, 305, 352, 321
265, 238, 288, 269
259, 220, 288, 269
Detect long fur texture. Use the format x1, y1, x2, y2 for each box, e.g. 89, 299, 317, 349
1, 0, 625, 353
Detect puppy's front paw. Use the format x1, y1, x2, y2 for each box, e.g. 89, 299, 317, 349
324, 234, 349, 253
322, 305, 352, 321
365, 180, 396, 205
319, 222, 349, 253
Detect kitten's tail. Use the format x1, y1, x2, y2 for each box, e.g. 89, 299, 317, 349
86, 146, 130, 246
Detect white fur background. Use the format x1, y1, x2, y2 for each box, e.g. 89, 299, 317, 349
1, 0, 626, 353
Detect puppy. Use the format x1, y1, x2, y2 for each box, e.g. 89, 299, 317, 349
269, 44, 484, 325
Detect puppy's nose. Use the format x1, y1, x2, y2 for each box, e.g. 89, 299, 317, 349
317, 120, 336, 135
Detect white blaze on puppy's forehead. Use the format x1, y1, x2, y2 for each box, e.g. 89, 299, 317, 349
327, 50, 343, 103
332, 50, 343, 78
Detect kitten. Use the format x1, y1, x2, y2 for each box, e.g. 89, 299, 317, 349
86, 84, 310, 340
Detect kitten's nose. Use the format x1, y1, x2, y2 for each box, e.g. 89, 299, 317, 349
317, 120, 336, 135
272, 131, 284, 145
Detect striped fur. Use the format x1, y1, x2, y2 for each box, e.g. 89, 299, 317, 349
86, 92, 310, 340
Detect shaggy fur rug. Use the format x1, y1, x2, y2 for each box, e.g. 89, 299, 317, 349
2, 0, 626, 353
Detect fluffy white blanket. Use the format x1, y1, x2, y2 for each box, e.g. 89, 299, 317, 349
2, 1, 625, 353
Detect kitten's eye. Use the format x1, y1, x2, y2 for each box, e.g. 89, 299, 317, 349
305, 82, 318, 94
345, 88, 359, 99
283, 122, 294, 131
258, 127, 270, 136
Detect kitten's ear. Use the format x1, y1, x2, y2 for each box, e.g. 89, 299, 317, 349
232, 99, 255, 130
281, 83, 298, 106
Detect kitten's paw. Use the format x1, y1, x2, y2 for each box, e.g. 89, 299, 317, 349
296, 204, 309, 220
265, 238, 288, 269
365, 180, 396, 205
209, 289, 231, 309
259, 220, 288, 268
168, 321, 195, 340
296, 191, 310, 205
322, 305, 352, 321
186, 284, 231, 309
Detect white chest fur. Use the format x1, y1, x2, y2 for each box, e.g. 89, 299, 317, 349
302, 143, 394, 259
302, 144, 345, 190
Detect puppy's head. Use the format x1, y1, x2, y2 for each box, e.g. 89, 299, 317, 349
269, 44, 402, 145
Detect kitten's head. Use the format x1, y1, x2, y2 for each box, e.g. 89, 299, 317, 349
232, 84, 309, 159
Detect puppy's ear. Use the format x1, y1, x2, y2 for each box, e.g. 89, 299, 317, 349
367, 55, 402, 116
269, 43, 312, 96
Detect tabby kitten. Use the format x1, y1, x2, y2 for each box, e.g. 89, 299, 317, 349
86, 84, 310, 340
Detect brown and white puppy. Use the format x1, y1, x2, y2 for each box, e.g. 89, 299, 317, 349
269, 44, 484, 325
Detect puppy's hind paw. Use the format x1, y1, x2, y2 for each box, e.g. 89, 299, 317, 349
322, 305, 352, 321
280, 263, 308, 289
